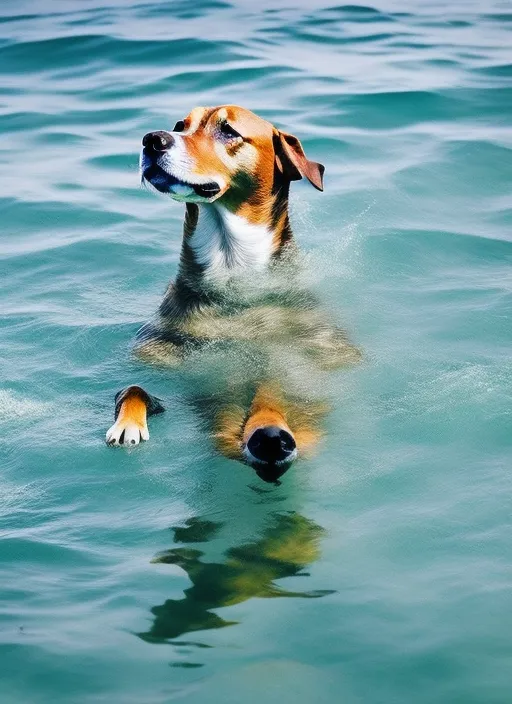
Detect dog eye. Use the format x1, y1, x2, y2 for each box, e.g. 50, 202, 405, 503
173, 120, 185, 132
220, 121, 241, 139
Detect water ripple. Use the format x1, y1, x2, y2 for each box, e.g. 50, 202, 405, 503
1, 1, 511, 702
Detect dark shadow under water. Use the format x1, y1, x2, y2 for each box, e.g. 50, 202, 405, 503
138, 512, 334, 644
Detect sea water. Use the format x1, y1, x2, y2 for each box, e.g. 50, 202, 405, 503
0, 1, 511, 702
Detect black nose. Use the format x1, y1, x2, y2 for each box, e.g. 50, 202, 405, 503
247, 426, 296, 466
142, 130, 174, 152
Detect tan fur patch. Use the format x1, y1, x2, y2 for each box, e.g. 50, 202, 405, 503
133, 340, 182, 366
117, 394, 147, 428
212, 405, 246, 459
242, 384, 292, 445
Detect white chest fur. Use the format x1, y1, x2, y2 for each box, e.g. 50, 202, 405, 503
188, 205, 274, 280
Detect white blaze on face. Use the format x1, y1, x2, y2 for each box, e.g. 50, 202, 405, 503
155, 107, 217, 187
157, 134, 194, 183
140, 132, 227, 201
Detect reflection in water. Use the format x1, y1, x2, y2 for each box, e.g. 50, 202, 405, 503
172, 516, 221, 544
138, 513, 333, 644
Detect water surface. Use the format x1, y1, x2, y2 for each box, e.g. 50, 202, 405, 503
1, 1, 511, 702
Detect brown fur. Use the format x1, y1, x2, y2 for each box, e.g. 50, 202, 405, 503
117, 394, 147, 428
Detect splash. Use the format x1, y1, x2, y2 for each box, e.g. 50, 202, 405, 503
0, 389, 52, 422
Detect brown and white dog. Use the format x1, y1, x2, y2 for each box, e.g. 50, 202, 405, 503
106, 105, 360, 482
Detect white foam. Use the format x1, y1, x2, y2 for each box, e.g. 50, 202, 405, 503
0, 389, 52, 421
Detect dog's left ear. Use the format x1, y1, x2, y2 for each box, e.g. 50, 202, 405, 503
274, 130, 325, 191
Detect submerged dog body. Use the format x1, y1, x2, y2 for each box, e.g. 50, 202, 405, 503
106, 105, 359, 481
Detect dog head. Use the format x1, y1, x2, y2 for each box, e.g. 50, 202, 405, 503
140, 105, 324, 206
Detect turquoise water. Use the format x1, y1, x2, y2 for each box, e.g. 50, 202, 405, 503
1, 0, 511, 701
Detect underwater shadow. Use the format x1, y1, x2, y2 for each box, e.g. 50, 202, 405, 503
138, 512, 334, 644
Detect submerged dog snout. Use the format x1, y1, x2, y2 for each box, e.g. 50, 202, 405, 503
142, 130, 174, 152
247, 426, 296, 465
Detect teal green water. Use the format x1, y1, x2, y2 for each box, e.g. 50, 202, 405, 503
1, 1, 511, 702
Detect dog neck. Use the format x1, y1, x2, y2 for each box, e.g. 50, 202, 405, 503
189, 204, 274, 274
177, 186, 293, 292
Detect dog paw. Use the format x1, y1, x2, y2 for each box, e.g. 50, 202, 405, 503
106, 418, 149, 446
105, 385, 164, 448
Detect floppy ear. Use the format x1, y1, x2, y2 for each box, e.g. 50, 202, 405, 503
274, 130, 325, 191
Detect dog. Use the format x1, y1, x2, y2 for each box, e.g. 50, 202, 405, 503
106, 105, 360, 482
